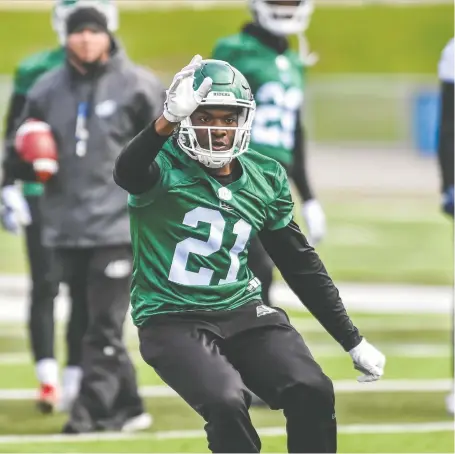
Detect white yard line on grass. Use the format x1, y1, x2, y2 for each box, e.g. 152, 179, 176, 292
0, 421, 452, 445
0, 343, 449, 366
140, 378, 452, 397
131, 344, 450, 361
0, 281, 451, 322
0, 353, 29, 364
0, 379, 451, 401
291, 319, 451, 332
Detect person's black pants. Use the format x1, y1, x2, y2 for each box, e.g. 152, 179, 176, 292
58, 245, 144, 432
139, 302, 336, 453
25, 195, 83, 366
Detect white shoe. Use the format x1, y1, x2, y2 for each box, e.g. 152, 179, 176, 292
57, 390, 78, 413
445, 392, 454, 415
57, 367, 82, 413
122, 412, 153, 432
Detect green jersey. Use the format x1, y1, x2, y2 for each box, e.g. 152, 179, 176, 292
213, 32, 305, 167
12, 47, 65, 196
128, 140, 294, 326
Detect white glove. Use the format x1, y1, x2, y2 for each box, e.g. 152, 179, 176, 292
349, 338, 386, 383
0, 185, 32, 234
163, 54, 213, 123
302, 199, 326, 246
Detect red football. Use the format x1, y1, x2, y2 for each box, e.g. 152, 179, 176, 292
15, 119, 58, 183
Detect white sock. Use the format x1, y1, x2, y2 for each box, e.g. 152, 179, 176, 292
35, 358, 59, 386
58, 366, 82, 412
62, 366, 82, 393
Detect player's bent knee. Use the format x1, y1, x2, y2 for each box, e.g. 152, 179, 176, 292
281, 374, 335, 417
201, 388, 249, 420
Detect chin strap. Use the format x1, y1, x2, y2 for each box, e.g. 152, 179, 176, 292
197, 154, 232, 169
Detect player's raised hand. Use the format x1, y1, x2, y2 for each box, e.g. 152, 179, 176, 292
163, 55, 213, 124
349, 338, 386, 383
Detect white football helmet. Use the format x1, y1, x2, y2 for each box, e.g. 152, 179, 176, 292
52, 0, 119, 45
249, 0, 314, 36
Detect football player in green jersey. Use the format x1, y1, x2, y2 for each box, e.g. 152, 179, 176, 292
114, 56, 386, 453
212, 0, 324, 308
0, 0, 118, 414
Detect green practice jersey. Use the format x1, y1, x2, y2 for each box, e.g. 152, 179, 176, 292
213, 32, 305, 167
128, 140, 294, 326
12, 47, 65, 196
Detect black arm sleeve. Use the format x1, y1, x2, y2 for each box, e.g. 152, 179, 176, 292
259, 220, 361, 351
437, 81, 454, 191
1, 93, 35, 186
113, 120, 170, 195
290, 111, 314, 201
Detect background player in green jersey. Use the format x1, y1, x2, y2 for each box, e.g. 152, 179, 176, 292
0, 0, 118, 414
212, 0, 325, 308
114, 56, 385, 453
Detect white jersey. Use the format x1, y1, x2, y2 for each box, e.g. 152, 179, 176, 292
438, 38, 454, 83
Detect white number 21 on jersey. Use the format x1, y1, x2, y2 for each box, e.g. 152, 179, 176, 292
168, 207, 252, 287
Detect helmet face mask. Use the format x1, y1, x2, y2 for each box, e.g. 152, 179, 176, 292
249, 0, 314, 36
177, 60, 256, 169
52, 0, 118, 45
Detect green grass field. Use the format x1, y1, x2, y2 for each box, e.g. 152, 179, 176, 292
0, 309, 452, 453
0, 4, 452, 76
0, 432, 453, 454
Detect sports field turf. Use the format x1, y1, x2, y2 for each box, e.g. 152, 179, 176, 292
0, 309, 452, 452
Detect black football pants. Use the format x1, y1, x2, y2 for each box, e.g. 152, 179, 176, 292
25, 195, 84, 366
58, 245, 144, 432
139, 301, 337, 453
